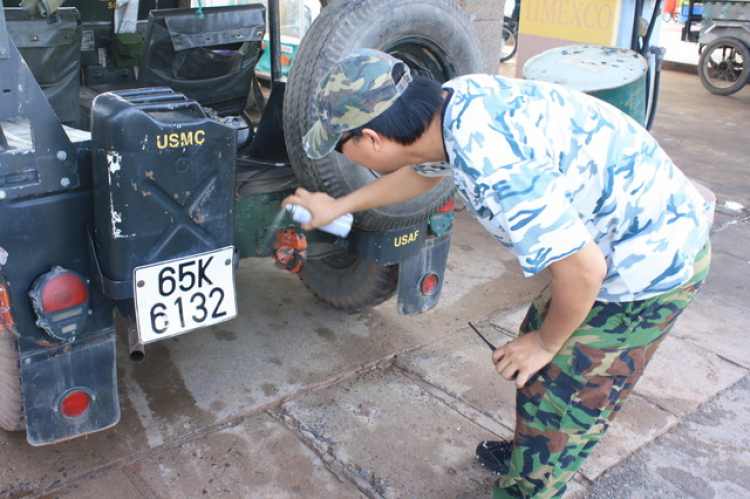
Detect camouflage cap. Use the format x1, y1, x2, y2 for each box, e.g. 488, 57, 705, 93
303, 49, 412, 159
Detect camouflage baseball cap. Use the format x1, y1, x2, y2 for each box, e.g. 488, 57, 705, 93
303, 49, 412, 159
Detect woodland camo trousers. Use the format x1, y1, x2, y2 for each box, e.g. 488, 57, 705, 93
494, 241, 711, 498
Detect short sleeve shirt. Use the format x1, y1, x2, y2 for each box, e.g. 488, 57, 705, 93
413, 75, 711, 302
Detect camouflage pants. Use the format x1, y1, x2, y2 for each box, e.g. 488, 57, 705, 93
493, 242, 711, 498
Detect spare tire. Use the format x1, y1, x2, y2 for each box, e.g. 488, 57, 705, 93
284, 0, 484, 231
0, 331, 24, 432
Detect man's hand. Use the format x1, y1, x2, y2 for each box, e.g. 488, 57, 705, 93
492, 331, 558, 388
282, 166, 443, 231
282, 188, 341, 231
491, 240, 607, 389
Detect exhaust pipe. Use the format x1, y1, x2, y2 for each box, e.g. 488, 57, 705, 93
127, 321, 145, 363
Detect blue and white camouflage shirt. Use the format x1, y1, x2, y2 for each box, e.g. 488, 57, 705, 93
414, 75, 711, 303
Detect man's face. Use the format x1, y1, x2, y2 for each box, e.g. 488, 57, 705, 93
338, 130, 410, 174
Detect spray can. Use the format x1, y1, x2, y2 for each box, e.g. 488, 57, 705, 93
286, 204, 353, 238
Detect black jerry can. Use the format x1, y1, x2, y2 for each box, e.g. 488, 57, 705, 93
90, 88, 236, 300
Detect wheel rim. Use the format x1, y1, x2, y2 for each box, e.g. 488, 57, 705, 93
703, 43, 747, 90
500, 26, 517, 61
383, 37, 456, 82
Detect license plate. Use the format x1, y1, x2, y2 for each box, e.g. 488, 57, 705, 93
133, 247, 237, 344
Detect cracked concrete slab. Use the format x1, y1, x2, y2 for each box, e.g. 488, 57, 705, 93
585, 375, 750, 498
670, 291, 750, 370
37, 467, 148, 499
281, 367, 497, 498
130, 414, 365, 498
633, 335, 748, 416
395, 326, 517, 433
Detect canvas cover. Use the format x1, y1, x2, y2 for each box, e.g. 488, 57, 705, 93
137, 5, 266, 116
5, 7, 82, 123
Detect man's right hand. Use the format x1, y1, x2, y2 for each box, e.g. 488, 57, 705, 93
282, 188, 341, 231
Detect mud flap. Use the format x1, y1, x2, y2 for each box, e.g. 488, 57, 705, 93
396, 231, 452, 315
21, 330, 119, 446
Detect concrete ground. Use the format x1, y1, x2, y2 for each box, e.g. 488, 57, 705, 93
1, 25, 749, 499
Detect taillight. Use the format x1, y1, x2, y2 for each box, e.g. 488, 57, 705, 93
0, 284, 14, 331
58, 389, 92, 419
40, 272, 88, 313
29, 267, 90, 341
420, 273, 440, 296
429, 196, 455, 236
437, 197, 455, 213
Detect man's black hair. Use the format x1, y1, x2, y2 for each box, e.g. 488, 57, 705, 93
346, 74, 444, 146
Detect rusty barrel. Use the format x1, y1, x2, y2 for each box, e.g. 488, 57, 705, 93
523, 45, 649, 127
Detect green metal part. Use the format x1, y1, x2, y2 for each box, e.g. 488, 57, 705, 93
234, 189, 296, 258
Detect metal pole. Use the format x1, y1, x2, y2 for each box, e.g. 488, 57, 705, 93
632, 0, 645, 51
268, 0, 282, 83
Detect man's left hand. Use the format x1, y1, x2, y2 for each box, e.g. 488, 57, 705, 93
492, 331, 558, 389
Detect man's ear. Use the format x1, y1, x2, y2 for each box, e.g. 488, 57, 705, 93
360, 128, 384, 151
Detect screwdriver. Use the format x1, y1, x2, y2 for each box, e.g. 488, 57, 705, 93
468, 322, 497, 351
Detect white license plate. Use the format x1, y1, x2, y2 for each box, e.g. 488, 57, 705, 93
133, 247, 237, 344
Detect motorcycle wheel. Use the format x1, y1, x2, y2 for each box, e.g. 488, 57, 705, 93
698, 37, 750, 96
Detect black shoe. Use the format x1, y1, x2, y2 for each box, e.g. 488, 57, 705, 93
476, 440, 512, 474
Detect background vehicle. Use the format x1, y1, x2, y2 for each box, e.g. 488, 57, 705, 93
0, 0, 484, 445
682, 0, 750, 95
255, 0, 320, 78
500, 0, 519, 63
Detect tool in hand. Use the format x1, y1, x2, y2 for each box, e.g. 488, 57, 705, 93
286, 204, 353, 237
468, 322, 497, 351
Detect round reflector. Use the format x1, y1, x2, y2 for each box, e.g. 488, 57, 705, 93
60, 390, 91, 419
40, 272, 88, 313
438, 197, 455, 213
420, 273, 440, 296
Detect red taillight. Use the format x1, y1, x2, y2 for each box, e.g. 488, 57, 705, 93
0, 284, 14, 330
40, 272, 88, 313
59, 390, 91, 419
420, 273, 440, 296
437, 197, 455, 213
30, 267, 90, 341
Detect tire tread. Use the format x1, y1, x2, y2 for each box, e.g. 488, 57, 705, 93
0, 331, 25, 432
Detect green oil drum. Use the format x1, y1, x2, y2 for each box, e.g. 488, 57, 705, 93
523, 45, 648, 127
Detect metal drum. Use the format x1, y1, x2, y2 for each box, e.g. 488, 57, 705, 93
523, 45, 649, 126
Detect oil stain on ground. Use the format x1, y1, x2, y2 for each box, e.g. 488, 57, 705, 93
316, 327, 335, 341
124, 339, 215, 442
213, 329, 237, 341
